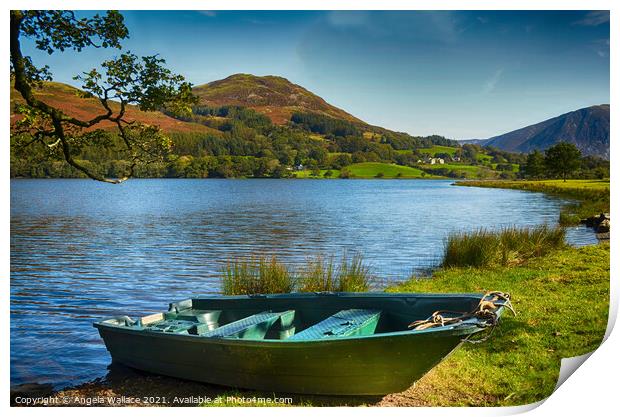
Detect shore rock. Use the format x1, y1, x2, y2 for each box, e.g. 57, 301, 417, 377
582, 213, 610, 234
597, 219, 610, 233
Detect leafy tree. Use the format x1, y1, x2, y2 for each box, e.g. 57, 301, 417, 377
330, 153, 352, 169
339, 167, 352, 179
10, 10, 196, 183
461, 144, 480, 163
524, 150, 545, 178
544, 142, 582, 181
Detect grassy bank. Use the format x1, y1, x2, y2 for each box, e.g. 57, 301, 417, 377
456, 179, 610, 226
383, 242, 609, 406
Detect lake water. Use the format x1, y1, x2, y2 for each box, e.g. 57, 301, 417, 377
10, 179, 597, 388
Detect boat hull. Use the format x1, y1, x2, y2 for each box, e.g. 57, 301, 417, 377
95, 292, 497, 395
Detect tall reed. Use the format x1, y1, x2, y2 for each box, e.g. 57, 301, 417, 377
297, 256, 337, 292
443, 225, 566, 268
298, 253, 372, 292
221, 253, 373, 295
221, 255, 294, 295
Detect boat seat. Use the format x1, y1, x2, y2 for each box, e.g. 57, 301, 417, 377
143, 319, 209, 335
289, 309, 381, 340
140, 309, 223, 334
172, 309, 222, 330
202, 310, 295, 339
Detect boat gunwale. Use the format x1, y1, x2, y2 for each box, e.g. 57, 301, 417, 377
94, 291, 503, 344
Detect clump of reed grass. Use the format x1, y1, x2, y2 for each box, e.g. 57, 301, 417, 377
298, 253, 372, 292
221, 255, 294, 295
337, 253, 372, 292
297, 256, 337, 292
443, 225, 566, 268
221, 253, 373, 295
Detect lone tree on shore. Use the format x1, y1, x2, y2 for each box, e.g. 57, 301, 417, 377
544, 142, 582, 181
10, 10, 197, 183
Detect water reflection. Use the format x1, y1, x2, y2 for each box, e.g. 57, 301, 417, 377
10, 179, 598, 388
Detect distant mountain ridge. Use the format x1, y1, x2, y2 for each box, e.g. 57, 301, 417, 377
479, 105, 610, 159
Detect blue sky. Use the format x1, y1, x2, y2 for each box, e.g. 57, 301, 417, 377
22, 10, 610, 139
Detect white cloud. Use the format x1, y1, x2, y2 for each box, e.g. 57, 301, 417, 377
198, 11, 217, 18
483, 68, 504, 94
592, 38, 610, 58
326, 11, 369, 27
573, 11, 609, 26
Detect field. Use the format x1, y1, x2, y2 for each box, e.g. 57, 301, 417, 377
294, 162, 444, 179
419, 163, 492, 179
347, 162, 433, 178
420, 163, 481, 173
417, 145, 458, 156
293, 169, 341, 179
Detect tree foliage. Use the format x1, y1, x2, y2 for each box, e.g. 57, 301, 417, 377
544, 142, 582, 181
524, 150, 545, 178
10, 10, 197, 183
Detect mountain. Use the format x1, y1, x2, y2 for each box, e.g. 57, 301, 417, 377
192, 74, 364, 125
482, 105, 610, 159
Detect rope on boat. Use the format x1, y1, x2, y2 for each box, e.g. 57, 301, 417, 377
407, 291, 516, 339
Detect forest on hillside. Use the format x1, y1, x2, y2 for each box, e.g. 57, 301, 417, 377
11, 104, 608, 180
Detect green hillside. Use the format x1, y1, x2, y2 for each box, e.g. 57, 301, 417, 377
417, 145, 458, 156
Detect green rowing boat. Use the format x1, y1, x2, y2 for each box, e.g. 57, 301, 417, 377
94, 291, 512, 395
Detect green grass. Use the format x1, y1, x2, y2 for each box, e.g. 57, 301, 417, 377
293, 169, 341, 179
443, 225, 566, 268
476, 153, 493, 162
456, 180, 610, 226
417, 145, 458, 156
490, 163, 520, 172
294, 162, 444, 179
346, 162, 440, 178
419, 163, 495, 179
386, 242, 609, 406
423, 163, 481, 173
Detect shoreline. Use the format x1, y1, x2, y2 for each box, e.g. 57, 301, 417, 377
454, 179, 610, 230
9, 176, 451, 181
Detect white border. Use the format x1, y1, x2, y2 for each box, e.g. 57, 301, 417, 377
3, 1, 617, 416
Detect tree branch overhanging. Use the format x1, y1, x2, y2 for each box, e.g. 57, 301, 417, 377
10, 10, 197, 183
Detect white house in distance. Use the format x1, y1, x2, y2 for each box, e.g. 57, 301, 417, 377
416, 157, 445, 165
